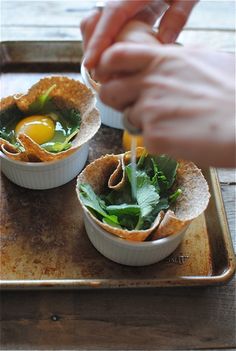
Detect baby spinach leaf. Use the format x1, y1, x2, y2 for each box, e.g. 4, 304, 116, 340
79, 184, 120, 225
137, 154, 153, 177
0, 130, 21, 150
41, 141, 71, 153
0, 130, 13, 142
102, 217, 122, 229
79, 184, 107, 217
63, 108, 81, 128
119, 214, 140, 231
106, 204, 140, 216
141, 197, 170, 229
0, 106, 26, 151
0, 106, 24, 151
41, 128, 79, 153
104, 182, 133, 205
0, 105, 24, 130
154, 155, 178, 190
126, 165, 159, 218
79, 154, 181, 232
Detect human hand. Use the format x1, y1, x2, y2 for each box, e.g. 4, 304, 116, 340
96, 43, 235, 167
81, 0, 198, 69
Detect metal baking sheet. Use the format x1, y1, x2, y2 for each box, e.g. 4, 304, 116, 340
0, 41, 235, 289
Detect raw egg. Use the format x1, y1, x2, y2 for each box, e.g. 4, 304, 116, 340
122, 130, 144, 151
15, 115, 55, 145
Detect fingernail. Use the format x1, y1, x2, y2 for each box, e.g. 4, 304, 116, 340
161, 29, 177, 43
90, 69, 96, 79
83, 53, 93, 69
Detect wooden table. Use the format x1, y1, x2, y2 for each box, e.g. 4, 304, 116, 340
1, 1, 235, 350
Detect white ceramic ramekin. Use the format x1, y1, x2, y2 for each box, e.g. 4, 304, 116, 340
0, 142, 89, 190
83, 209, 187, 266
81, 59, 124, 130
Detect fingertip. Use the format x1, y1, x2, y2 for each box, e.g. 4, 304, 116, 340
158, 29, 178, 44
83, 53, 96, 69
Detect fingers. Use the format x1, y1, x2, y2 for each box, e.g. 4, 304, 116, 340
94, 43, 157, 82
157, 0, 199, 43
125, 99, 197, 160
125, 98, 170, 134
99, 76, 141, 111
84, 0, 152, 69
80, 10, 102, 50
133, 1, 167, 24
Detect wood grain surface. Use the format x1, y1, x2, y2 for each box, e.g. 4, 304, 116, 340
0, 1, 235, 350
1, 284, 235, 350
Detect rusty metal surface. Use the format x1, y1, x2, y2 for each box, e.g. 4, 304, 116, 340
0, 41, 235, 289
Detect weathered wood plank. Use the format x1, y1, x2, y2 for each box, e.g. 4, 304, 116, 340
220, 184, 236, 249
1, 280, 236, 350
218, 168, 236, 184
217, 170, 235, 249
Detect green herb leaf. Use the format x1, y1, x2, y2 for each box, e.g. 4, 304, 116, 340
154, 155, 178, 190
141, 197, 170, 229
47, 112, 59, 121
41, 141, 71, 153
79, 184, 107, 217
79, 153, 180, 232
63, 108, 81, 127
28, 84, 57, 114
0, 105, 25, 151
41, 128, 79, 153
104, 182, 133, 205
0, 130, 12, 142
119, 215, 140, 231
0, 106, 26, 151
0, 105, 24, 130
79, 184, 120, 225
126, 165, 159, 218
169, 188, 182, 203
102, 218, 122, 229
107, 204, 140, 216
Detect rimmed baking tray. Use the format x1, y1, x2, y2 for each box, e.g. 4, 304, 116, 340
0, 41, 235, 289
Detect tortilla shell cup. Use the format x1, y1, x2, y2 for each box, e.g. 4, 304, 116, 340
77, 149, 210, 242
0, 76, 101, 162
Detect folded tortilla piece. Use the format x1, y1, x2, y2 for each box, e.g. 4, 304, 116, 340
152, 160, 210, 239
77, 149, 210, 242
0, 76, 101, 162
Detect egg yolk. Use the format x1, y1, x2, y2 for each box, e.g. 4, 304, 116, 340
122, 130, 144, 151
15, 115, 55, 145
